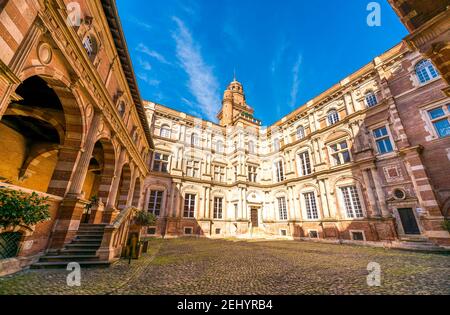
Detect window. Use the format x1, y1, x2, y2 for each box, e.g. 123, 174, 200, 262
191, 133, 200, 147
304, 192, 319, 220
118, 102, 126, 117
365, 92, 378, 107
83, 35, 97, 59
248, 165, 257, 182
248, 140, 255, 154
296, 126, 305, 140
186, 160, 201, 178
280, 229, 287, 236
330, 141, 351, 165
184, 227, 193, 235
160, 125, 171, 138
428, 104, 450, 138
273, 138, 280, 151
153, 153, 169, 173
213, 165, 225, 182
183, 194, 196, 218
234, 204, 238, 219
351, 231, 365, 241
147, 227, 156, 235
277, 197, 288, 221
308, 230, 319, 238
415, 59, 439, 84
327, 110, 339, 126
148, 190, 163, 216
373, 127, 393, 154
275, 160, 285, 182
216, 140, 224, 153
298, 151, 312, 176
341, 186, 364, 218
215, 228, 221, 235
234, 165, 238, 181
213, 197, 223, 219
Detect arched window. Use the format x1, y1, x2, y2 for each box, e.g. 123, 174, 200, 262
160, 125, 171, 138
296, 126, 305, 140
248, 140, 255, 154
327, 110, 339, 126
415, 59, 439, 84
191, 133, 200, 147
83, 35, 97, 60
365, 92, 378, 107
216, 140, 224, 153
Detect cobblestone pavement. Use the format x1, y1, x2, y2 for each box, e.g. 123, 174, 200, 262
0, 238, 449, 295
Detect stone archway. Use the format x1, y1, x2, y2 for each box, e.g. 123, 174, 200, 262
0, 75, 84, 195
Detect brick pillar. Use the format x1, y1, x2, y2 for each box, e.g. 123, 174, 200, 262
361, 169, 380, 217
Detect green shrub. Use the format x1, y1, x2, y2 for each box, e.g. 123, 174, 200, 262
134, 210, 157, 227
442, 219, 450, 233
0, 188, 51, 229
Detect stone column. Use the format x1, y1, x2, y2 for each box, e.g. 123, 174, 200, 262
106, 149, 126, 211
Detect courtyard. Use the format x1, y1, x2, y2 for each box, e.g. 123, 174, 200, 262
0, 238, 449, 295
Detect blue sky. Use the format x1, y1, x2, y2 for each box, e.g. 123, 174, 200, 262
117, 0, 408, 125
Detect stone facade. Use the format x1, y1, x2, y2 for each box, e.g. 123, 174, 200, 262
0, 0, 152, 273
144, 43, 450, 245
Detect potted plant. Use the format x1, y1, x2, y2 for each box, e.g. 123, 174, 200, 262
0, 188, 51, 233
131, 210, 157, 256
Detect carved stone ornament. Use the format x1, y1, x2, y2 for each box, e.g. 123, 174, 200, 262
37, 42, 53, 65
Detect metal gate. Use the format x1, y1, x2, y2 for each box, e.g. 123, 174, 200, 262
0, 232, 22, 259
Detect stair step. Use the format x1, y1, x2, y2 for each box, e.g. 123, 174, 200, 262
61, 249, 99, 255
39, 255, 100, 262
72, 238, 103, 243
66, 244, 101, 249
75, 235, 104, 240
31, 261, 111, 269
76, 231, 104, 235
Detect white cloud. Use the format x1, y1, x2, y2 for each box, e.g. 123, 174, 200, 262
172, 16, 220, 121
289, 54, 302, 109
137, 57, 152, 71
137, 72, 160, 87
136, 43, 171, 65
127, 17, 153, 32
271, 40, 288, 74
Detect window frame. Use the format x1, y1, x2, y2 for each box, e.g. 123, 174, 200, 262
274, 159, 285, 182
415, 59, 439, 85
213, 197, 224, 220
277, 197, 288, 221
302, 191, 319, 220
426, 104, 450, 139
152, 152, 170, 173
297, 150, 312, 176
148, 190, 164, 217
328, 140, 351, 166
213, 165, 226, 182
327, 109, 340, 126
296, 126, 305, 140
186, 160, 201, 178
160, 125, 171, 139
247, 165, 258, 182
365, 91, 378, 108
183, 193, 197, 219
372, 126, 395, 155
340, 185, 365, 219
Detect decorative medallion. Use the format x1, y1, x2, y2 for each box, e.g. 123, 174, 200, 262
37, 42, 53, 65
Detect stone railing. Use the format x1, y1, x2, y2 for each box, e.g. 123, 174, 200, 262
97, 206, 138, 261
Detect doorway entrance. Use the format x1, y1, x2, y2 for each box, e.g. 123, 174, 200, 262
251, 208, 259, 227
398, 208, 421, 235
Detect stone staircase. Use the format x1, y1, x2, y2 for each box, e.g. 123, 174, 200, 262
391, 236, 450, 253
32, 224, 112, 269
